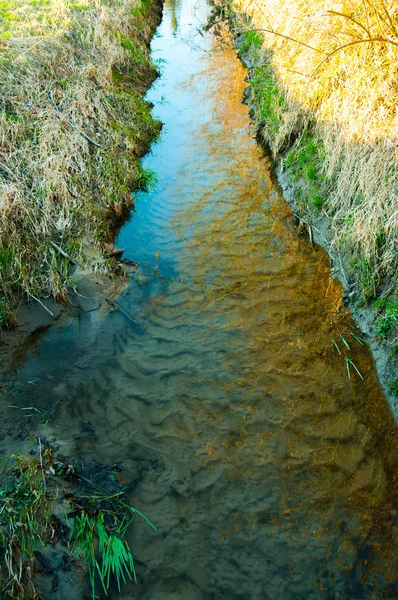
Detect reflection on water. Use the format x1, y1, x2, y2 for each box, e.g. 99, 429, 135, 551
5, 0, 398, 597
165, 0, 181, 36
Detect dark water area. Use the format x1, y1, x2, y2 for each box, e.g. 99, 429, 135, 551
2, 0, 398, 597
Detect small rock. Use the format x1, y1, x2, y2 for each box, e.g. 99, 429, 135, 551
170, 479, 192, 498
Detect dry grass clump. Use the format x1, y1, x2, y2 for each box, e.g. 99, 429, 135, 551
233, 0, 398, 142
0, 0, 161, 324
230, 0, 398, 303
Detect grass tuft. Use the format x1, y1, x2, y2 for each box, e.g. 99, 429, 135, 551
0, 447, 155, 598
375, 298, 398, 338
0, 450, 53, 598
69, 494, 156, 599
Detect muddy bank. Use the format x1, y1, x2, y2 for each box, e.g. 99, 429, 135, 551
215, 8, 398, 418
0, 250, 137, 371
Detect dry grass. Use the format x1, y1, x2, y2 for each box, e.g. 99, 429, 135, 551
0, 0, 161, 323
229, 0, 398, 303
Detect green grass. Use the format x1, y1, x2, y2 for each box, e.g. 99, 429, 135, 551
345, 356, 364, 380
282, 128, 326, 209
119, 34, 147, 66
332, 332, 365, 382
240, 29, 263, 54
389, 381, 398, 395
375, 298, 398, 337
0, 451, 52, 598
240, 28, 328, 214
69, 496, 156, 599
348, 257, 378, 303
0, 297, 15, 326
251, 64, 287, 142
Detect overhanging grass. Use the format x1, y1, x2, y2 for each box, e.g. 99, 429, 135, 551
0, 0, 162, 323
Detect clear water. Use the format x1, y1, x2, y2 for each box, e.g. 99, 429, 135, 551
5, 0, 398, 597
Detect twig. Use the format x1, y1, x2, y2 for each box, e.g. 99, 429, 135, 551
311, 36, 398, 78
7, 406, 42, 412
105, 296, 144, 333
51, 241, 76, 264
336, 247, 350, 289
48, 83, 103, 148
28, 293, 55, 317
292, 212, 330, 246
15, 38, 45, 61
308, 225, 314, 247
236, 26, 324, 54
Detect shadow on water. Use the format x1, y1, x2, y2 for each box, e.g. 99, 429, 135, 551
3, 0, 398, 598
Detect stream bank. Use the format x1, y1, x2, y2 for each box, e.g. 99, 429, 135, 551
209, 0, 398, 417
1, 0, 398, 598
0, 1, 165, 597
0, 0, 163, 331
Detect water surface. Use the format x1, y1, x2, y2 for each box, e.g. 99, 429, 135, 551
5, 0, 398, 597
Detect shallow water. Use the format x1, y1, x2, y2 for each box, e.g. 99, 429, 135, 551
5, 0, 398, 597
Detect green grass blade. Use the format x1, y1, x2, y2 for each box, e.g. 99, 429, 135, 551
128, 506, 157, 531
340, 334, 350, 350
345, 357, 351, 379
346, 357, 364, 380
350, 332, 364, 345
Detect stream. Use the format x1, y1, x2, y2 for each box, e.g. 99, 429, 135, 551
3, 0, 398, 597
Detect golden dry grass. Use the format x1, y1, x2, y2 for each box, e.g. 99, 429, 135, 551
0, 0, 161, 323
230, 0, 398, 303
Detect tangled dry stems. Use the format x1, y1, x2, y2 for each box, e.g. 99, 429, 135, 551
0, 0, 161, 322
